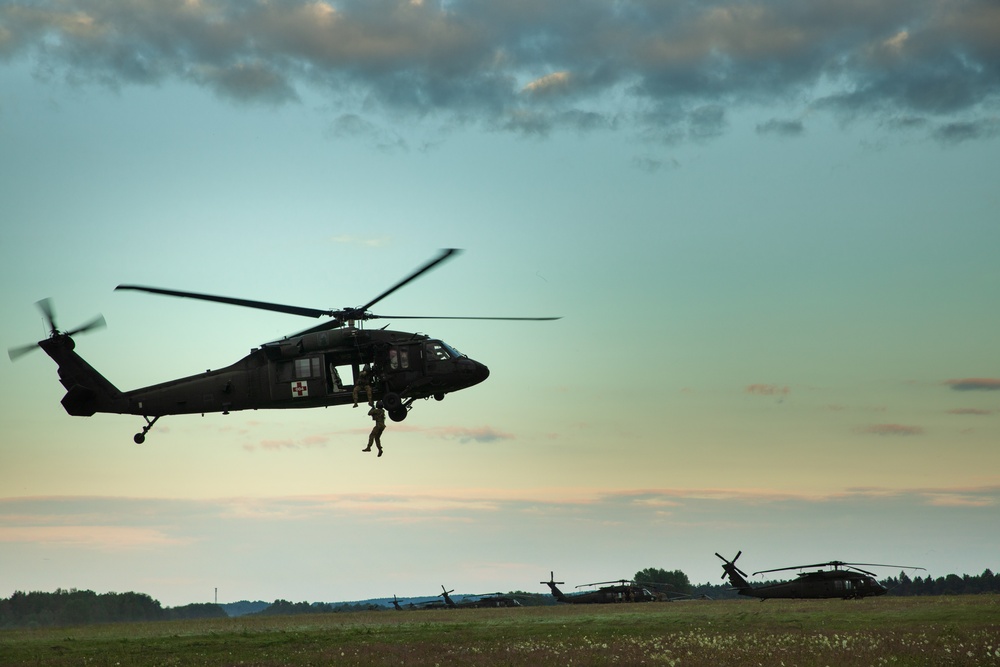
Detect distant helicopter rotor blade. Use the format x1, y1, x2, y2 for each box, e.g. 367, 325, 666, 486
115, 285, 332, 319
580, 579, 631, 588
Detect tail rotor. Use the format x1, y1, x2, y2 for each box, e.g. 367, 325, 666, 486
716, 551, 747, 578
8, 299, 106, 361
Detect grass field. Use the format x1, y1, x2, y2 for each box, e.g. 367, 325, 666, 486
2, 595, 998, 666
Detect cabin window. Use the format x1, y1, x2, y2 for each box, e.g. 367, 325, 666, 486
288, 357, 321, 380
389, 347, 411, 371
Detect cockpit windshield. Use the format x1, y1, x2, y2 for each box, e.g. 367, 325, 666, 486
425, 340, 464, 360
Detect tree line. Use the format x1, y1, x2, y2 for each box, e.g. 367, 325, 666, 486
0, 589, 225, 629
3, 569, 996, 627
881, 569, 999, 596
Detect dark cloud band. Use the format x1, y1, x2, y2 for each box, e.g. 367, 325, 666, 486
3, 0, 999, 141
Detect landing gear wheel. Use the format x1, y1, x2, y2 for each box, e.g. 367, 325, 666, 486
388, 407, 407, 422
434, 393, 445, 401
383, 392, 402, 411
133, 415, 160, 444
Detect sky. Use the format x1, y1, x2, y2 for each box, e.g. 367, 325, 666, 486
1, 0, 999, 607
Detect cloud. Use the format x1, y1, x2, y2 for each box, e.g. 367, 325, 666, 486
745, 384, 790, 396
429, 426, 514, 444
327, 113, 409, 152
0, 525, 187, 549
946, 408, 992, 415
945, 378, 1000, 391
522, 71, 572, 97
857, 423, 924, 436
756, 118, 805, 137
933, 119, 1000, 144
246, 436, 329, 452
5, 0, 1000, 141
374, 423, 514, 444
192, 61, 299, 105
924, 493, 997, 508
631, 155, 680, 173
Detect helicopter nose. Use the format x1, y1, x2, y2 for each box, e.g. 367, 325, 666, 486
474, 360, 490, 384
455, 358, 489, 387
464, 359, 489, 386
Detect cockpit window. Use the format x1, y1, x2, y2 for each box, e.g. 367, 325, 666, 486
425, 341, 453, 361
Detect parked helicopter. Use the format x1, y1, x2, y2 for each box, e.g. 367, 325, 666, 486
9, 249, 559, 443
404, 586, 465, 610
541, 572, 656, 604
415, 586, 523, 609
449, 592, 524, 608
716, 551, 925, 600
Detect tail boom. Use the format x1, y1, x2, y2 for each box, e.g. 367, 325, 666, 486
39, 336, 124, 416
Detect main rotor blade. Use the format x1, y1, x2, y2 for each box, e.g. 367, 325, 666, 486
581, 579, 630, 587
116, 285, 332, 319
356, 248, 461, 314
751, 560, 921, 576
840, 562, 926, 570
374, 315, 562, 321
754, 565, 813, 575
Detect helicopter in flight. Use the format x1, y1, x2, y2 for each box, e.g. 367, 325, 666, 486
716, 551, 925, 600
9, 249, 558, 444
540, 572, 657, 604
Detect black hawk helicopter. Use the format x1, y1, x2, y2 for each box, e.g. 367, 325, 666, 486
716, 551, 925, 600
464, 592, 524, 608
403, 586, 461, 610
9, 249, 559, 443
541, 572, 657, 604
411, 586, 523, 610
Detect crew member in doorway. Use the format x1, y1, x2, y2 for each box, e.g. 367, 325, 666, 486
353, 363, 373, 408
